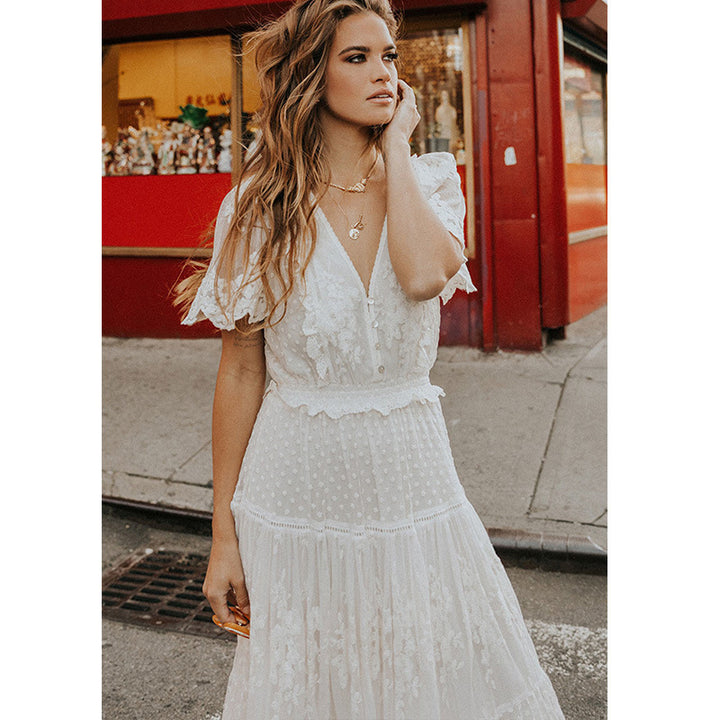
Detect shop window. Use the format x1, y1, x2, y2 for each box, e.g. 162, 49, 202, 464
396, 28, 467, 162
563, 51, 607, 166
562, 47, 607, 238
397, 23, 475, 255
102, 36, 234, 176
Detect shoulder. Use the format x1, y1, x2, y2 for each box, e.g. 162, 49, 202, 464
410, 152, 459, 193
217, 177, 253, 220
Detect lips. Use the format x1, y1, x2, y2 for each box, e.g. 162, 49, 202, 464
367, 90, 394, 100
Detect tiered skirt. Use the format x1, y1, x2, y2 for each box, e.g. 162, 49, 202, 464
221, 386, 565, 720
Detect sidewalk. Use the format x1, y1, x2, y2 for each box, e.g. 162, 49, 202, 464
102, 305, 607, 567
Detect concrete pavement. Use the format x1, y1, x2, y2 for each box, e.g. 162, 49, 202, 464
102, 305, 607, 567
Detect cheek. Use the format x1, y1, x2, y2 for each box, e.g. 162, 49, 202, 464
324, 69, 360, 111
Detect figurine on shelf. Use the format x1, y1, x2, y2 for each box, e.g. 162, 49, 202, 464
102, 126, 113, 176
157, 123, 179, 175
175, 124, 198, 174
434, 90, 459, 153
134, 100, 157, 131
129, 127, 155, 175
217, 128, 233, 173
455, 137, 466, 165
197, 126, 217, 174
110, 129, 132, 176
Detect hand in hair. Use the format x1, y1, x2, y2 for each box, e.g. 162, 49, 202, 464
381, 79, 421, 154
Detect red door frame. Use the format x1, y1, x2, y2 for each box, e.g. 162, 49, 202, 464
468, 13, 495, 351
533, 0, 570, 332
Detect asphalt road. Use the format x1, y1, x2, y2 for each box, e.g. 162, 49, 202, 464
102, 504, 606, 720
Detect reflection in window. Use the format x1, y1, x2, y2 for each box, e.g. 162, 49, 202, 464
563, 52, 606, 165
101, 36, 233, 176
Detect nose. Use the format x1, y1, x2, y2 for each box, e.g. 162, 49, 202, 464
370, 56, 392, 83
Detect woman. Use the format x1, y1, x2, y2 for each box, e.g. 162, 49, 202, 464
177, 1, 566, 717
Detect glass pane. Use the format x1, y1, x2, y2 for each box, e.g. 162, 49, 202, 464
563, 52, 606, 165
102, 36, 233, 175
397, 27, 467, 164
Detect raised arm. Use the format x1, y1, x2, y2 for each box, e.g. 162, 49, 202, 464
203, 320, 266, 624
383, 79, 466, 302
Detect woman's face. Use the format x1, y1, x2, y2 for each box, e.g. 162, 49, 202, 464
322, 12, 398, 128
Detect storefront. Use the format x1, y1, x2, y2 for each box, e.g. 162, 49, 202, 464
102, 0, 607, 350
561, 9, 607, 323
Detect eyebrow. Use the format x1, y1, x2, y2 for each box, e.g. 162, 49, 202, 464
338, 44, 397, 55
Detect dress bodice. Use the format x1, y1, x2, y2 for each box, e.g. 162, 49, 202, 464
183, 152, 477, 417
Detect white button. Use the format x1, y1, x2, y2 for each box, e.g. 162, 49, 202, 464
375, 342, 381, 350
378, 365, 385, 374
367, 297, 375, 305
372, 320, 379, 328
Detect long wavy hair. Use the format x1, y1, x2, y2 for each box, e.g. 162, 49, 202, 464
174, 0, 399, 333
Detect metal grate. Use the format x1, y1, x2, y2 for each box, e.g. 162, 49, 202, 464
102, 549, 231, 639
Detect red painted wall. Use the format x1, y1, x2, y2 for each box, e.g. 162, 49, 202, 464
103, 256, 214, 338
533, 0, 569, 331
103, 0, 487, 22
103, 174, 232, 249
486, 0, 542, 350
565, 164, 607, 322
103, 0, 271, 20
566, 163, 607, 233
568, 235, 606, 323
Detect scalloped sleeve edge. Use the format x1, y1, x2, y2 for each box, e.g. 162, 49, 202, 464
440, 261, 477, 305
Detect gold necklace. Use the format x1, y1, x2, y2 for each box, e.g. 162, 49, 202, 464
328, 190, 366, 241
328, 152, 379, 193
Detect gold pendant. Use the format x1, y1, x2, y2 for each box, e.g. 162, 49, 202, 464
347, 180, 367, 193
349, 219, 364, 240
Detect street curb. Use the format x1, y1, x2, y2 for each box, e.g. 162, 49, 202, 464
102, 497, 607, 575
486, 527, 606, 575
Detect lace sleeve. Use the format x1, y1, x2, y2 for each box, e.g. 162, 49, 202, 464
412, 153, 478, 304
181, 186, 268, 330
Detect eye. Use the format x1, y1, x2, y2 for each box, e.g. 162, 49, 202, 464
346, 54, 366, 63
384, 52, 399, 62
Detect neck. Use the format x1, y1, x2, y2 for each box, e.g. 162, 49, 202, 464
320, 110, 376, 183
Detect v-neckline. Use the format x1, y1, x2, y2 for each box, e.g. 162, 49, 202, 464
315, 206, 387, 299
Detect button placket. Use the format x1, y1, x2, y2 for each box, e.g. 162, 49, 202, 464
366, 295, 384, 375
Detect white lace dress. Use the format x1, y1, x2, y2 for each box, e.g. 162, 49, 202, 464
183, 152, 565, 720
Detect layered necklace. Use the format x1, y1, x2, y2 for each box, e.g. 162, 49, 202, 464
327, 151, 379, 241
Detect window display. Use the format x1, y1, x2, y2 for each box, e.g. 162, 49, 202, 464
563, 52, 606, 166
102, 36, 233, 175
396, 28, 466, 161
102, 27, 472, 175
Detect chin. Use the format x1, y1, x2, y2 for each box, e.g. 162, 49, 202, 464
360, 108, 395, 127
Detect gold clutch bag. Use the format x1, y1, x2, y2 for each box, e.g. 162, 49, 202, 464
212, 604, 250, 639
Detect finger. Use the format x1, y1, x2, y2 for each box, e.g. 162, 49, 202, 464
231, 582, 251, 618
397, 79, 416, 105
204, 584, 234, 624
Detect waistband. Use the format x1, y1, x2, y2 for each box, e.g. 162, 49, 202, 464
265, 376, 445, 419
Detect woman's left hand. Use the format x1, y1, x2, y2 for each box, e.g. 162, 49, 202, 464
382, 79, 420, 153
